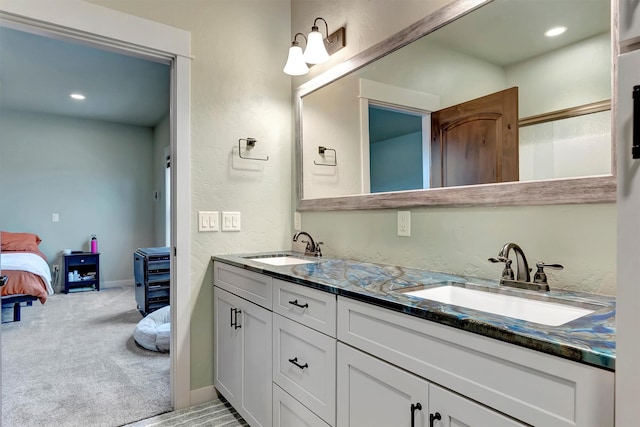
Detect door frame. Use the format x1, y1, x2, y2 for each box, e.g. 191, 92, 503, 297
0, 0, 192, 410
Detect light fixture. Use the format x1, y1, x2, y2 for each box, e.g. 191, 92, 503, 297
304, 18, 331, 65
544, 26, 567, 37
283, 33, 309, 76
70, 93, 86, 100
283, 18, 346, 75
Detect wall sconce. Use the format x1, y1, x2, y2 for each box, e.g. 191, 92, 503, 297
283, 17, 346, 76
283, 33, 309, 76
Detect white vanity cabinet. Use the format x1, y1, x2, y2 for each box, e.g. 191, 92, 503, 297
337, 297, 614, 427
337, 343, 524, 427
213, 260, 613, 427
214, 263, 273, 427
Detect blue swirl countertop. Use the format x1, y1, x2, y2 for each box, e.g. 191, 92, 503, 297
212, 252, 615, 371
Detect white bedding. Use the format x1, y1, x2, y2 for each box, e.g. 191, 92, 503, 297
1, 252, 54, 295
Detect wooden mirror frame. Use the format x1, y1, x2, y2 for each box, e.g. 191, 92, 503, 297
295, 0, 617, 211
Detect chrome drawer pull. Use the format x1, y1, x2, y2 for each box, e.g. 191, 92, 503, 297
288, 357, 309, 370
288, 299, 309, 309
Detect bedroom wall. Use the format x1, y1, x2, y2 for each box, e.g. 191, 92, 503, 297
0, 109, 156, 289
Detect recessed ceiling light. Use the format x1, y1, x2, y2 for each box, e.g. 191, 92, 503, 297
70, 93, 86, 100
545, 26, 567, 37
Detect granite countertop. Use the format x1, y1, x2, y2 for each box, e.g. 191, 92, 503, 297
212, 252, 616, 371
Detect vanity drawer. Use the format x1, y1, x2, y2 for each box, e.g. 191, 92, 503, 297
273, 279, 336, 337
214, 261, 272, 309
273, 314, 336, 425
273, 384, 331, 427
337, 296, 614, 427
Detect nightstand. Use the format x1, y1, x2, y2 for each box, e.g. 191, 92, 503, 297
63, 252, 100, 293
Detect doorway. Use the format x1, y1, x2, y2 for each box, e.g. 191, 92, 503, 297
0, 0, 191, 413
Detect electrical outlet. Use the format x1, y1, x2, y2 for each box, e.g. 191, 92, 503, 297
397, 211, 411, 237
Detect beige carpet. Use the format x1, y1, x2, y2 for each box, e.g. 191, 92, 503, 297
1, 285, 171, 426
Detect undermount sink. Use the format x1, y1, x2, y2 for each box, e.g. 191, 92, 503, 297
245, 254, 318, 266
403, 283, 598, 326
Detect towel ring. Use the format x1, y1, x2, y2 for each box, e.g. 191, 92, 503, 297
238, 138, 269, 161
314, 146, 337, 166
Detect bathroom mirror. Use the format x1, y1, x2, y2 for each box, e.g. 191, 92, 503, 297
296, 0, 616, 210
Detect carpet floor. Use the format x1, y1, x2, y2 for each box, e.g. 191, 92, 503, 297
1, 285, 171, 427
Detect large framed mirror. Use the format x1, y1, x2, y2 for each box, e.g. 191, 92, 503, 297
296, 0, 616, 211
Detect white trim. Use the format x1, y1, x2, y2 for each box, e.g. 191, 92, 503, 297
0, 0, 192, 410
359, 78, 440, 112
359, 97, 372, 194
190, 385, 219, 406
359, 79, 438, 194
0, 0, 190, 58
171, 54, 192, 410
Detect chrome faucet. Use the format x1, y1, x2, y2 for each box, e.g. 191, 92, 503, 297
489, 243, 563, 291
292, 231, 323, 257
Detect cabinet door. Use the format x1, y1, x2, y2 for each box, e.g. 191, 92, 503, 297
429, 384, 525, 427
241, 295, 273, 427
337, 343, 428, 427
213, 287, 242, 406
616, 48, 640, 425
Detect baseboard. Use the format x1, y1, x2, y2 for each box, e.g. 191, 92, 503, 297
102, 279, 134, 289
190, 385, 219, 406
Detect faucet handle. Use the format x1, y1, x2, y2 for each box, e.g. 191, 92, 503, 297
536, 262, 563, 270
314, 242, 324, 257
533, 262, 564, 285
300, 239, 314, 253
488, 257, 514, 280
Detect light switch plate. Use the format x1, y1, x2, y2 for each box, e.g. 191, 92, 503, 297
222, 211, 241, 231
198, 211, 219, 232
397, 211, 411, 237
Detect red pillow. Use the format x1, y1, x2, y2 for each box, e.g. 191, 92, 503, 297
1, 231, 42, 252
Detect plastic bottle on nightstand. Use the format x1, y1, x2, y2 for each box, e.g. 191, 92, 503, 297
91, 235, 98, 253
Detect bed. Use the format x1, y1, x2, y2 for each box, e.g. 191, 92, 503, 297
1, 231, 54, 322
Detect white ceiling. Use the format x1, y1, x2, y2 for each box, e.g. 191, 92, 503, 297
0, 26, 170, 128
430, 0, 610, 67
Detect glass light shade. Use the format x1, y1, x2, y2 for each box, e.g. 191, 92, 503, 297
283, 45, 309, 76
303, 29, 329, 64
